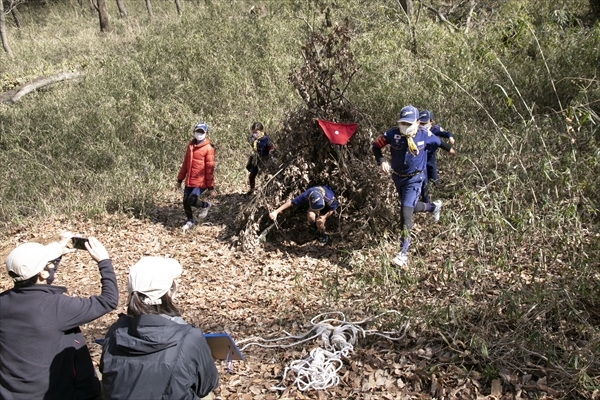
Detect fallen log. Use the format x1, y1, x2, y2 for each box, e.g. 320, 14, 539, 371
0, 71, 82, 104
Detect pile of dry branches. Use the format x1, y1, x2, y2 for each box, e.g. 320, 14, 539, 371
236, 17, 398, 250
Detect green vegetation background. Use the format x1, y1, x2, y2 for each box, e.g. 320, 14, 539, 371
0, 0, 598, 228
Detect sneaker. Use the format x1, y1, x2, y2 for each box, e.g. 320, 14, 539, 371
196, 202, 212, 219
318, 233, 329, 245
432, 200, 442, 223
392, 252, 408, 267
182, 221, 194, 231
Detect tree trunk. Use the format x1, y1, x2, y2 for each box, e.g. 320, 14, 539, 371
465, 0, 476, 34
174, 0, 182, 16
11, 5, 22, 28
115, 0, 127, 17
398, 0, 413, 17
96, 0, 109, 32
0, 0, 14, 59
145, 0, 154, 17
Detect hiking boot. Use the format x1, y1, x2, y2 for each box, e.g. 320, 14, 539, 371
182, 221, 194, 231
318, 233, 329, 245
432, 200, 442, 223
392, 252, 408, 267
196, 202, 212, 219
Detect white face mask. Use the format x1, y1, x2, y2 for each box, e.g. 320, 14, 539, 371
194, 132, 206, 141
399, 122, 418, 136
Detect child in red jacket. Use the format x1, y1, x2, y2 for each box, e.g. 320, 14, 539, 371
177, 122, 215, 230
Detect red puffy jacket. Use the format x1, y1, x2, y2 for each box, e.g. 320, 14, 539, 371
177, 139, 215, 189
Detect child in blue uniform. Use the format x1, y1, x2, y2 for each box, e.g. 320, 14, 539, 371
372, 105, 453, 267
245, 122, 274, 195
269, 186, 338, 244
418, 110, 456, 203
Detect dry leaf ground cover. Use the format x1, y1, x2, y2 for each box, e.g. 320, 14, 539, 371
0, 182, 598, 400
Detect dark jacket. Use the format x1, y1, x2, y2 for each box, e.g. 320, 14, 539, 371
0, 259, 118, 400
100, 314, 219, 400
425, 125, 454, 181
249, 132, 274, 157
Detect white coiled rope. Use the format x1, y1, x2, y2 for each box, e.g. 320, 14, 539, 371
238, 311, 410, 392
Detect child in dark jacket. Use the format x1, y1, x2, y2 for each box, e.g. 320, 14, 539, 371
418, 110, 456, 203
177, 122, 215, 230
245, 122, 274, 195
0, 234, 118, 400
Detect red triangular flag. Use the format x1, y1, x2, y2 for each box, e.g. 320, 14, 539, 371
317, 119, 358, 145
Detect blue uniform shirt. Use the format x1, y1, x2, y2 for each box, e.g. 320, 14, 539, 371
372, 126, 441, 176
291, 186, 339, 213
425, 125, 453, 178
430, 125, 453, 139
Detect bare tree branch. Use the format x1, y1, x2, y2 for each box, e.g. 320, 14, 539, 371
1, 71, 82, 104
418, 1, 459, 31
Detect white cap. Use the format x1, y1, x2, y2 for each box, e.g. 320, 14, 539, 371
5, 242, 62, 281
128, 257, 183, 305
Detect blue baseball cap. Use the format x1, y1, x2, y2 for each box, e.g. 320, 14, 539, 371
397, 106, 419, 124
308, 190, 325, 211
419, 110, 432, 123
194, 122, 208, 133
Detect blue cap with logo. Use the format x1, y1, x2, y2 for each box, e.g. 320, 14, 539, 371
308, 190, 325, 211
194, 122, 208, 133
419, 110, 433, 123
397, 106, 419, 123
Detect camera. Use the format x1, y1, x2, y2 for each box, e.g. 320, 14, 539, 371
71, 237, 89, 250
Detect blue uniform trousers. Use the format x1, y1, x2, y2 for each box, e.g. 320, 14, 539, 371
392, 172, 425, 207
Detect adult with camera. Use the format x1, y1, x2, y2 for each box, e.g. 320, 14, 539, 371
0, 233, 118, 400
100, 256, 219, 400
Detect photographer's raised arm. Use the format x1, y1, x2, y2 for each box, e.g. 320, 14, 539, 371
56, 237, 118, 331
